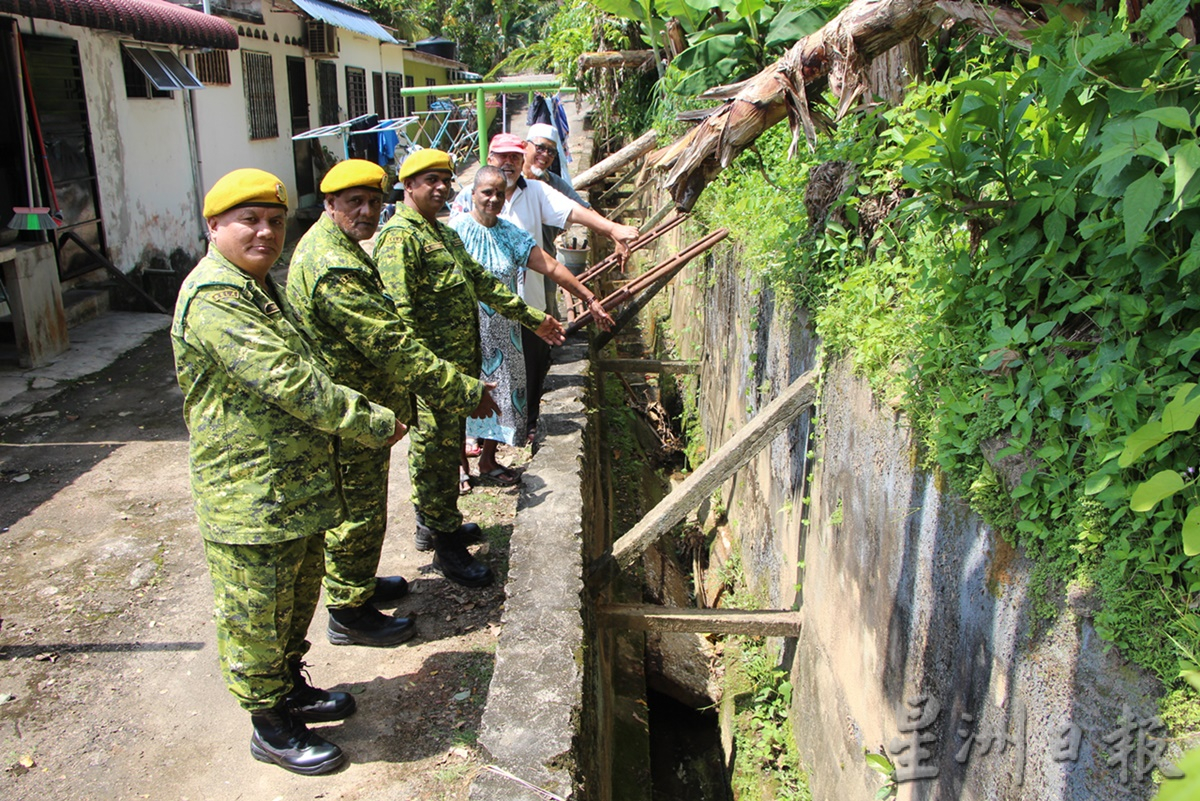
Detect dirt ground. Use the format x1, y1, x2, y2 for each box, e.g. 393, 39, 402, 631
0, 329, 523, 801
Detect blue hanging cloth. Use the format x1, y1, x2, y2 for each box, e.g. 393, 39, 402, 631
550, 94, 571, 164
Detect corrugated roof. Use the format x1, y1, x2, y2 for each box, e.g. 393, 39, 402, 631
404, 47, 465, 71
0, 0, 239, 49
291, 0, 396, 44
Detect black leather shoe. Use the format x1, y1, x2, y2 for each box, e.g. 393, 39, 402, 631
285, 660, 356, 722
416, 521, 483, 552
371, 575, 409, 603
250, 704, 344, 775
431, 531, 494, 588
327, 604, 417, 647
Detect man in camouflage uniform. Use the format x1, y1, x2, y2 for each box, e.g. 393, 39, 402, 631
374, 149, 565, 586
286, 158, 501, 610
173, 168, 404, 775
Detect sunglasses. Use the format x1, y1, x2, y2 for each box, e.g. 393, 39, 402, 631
531, 143, 556, 156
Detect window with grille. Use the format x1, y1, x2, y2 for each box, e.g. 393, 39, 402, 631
242, 50, 278, 139
404, 75, 415, 116
386, 73, 404, 119
194, 50, 230, 85
345, 66, 367, 119
317, 61, 338, 125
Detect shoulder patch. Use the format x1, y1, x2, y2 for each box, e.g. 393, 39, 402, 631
208, 289, 242, 303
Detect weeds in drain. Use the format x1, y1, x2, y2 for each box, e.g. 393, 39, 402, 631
725, 637, 811, 801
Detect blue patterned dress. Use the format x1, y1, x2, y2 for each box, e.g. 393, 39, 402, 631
449, 214, 536, 446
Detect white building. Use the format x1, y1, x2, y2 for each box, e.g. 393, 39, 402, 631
0, 0, 471, 365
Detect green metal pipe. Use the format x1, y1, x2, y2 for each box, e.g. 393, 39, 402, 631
397, 79, 567, 96
476, 88, 487, 162
398, 79, 574, 162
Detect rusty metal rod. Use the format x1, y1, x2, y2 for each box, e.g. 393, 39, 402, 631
566, 228, 727, 334
575, 212, 688, 285
566, 211, 690, 321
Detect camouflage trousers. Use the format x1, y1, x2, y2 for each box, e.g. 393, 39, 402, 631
408, 394, 465, 534
203, 535, 322, 711
324, 439, 390, 609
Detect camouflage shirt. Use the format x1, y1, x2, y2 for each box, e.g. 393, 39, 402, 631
171, 246, 396, 545
285, 213, 483, 423
374, 204, 544, 375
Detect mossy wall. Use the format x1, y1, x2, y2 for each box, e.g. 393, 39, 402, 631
658, 224, 1172, 801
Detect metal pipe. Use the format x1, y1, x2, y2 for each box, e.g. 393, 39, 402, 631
397, 79, 568, 96
475, 87, 487, 162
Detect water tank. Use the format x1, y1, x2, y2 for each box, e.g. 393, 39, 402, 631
415, 36, 457, 61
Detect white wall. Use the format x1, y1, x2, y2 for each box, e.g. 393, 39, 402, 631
16, 20, 202, 273
190, 8, 306, 209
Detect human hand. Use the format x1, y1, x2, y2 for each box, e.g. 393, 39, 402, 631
610, 223, 639, 267
611, 223, 640, 246
386, 420, 408, 446
588, 298, 615, 331
469, 382, 501, 419
537, 315, 566, 345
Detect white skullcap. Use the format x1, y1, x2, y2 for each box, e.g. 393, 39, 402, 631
527, 123, 559, 144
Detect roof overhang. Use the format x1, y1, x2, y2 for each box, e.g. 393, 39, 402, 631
403, 47, 466, 71
0, 0, 239, 49
291, 0, 396, 44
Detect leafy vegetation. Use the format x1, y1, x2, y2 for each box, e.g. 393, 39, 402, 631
724, 633, 812, 800
701, 545, 810, 798
693, 0, 1200, 693
358, 0, 558, 72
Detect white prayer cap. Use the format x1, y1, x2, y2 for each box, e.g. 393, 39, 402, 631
527, 123, 559, 144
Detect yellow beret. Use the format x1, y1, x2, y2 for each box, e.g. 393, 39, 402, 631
399, 149, 453, 180
320, 159, 388, 194
203, 168, 288, 217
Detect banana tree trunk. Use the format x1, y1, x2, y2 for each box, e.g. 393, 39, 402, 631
652, 0, 1035, 210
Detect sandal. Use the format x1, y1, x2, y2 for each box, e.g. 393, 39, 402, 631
459, 469, 473, 495
475, 465, 520, 487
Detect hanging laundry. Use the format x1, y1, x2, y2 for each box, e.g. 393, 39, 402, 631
550, 94, 572, 164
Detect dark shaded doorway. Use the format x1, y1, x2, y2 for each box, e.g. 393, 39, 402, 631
286, 56, 314, 198
22, 33, 106, 280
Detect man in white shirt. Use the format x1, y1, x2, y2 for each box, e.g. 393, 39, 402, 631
452, 132, 640, 440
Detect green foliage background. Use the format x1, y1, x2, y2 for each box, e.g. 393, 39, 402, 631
690, 0, 1200, 690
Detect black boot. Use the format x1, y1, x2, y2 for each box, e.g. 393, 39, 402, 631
416, 520, 483, 552
415, 518, 436, 552
285, 660, 356, 722
249, 703, 344, 775
431, 529, 494, 588
371, 575, 410, 603
327, 604, 417, 647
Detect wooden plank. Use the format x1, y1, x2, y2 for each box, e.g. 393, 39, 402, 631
598, 604, 802, 636
597, 358, 698, 375
573, 129, 659, 190
602, 369, 818, 571
639, 203, 674, 234
609, 178, 655, 219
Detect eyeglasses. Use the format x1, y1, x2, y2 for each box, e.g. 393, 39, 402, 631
532, 143, 556, 156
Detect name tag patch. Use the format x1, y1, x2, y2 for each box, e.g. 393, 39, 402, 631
423, 242, 446, 253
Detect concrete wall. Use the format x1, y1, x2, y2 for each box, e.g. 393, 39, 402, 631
662, 228, 1174, 801
469, 343, 592, 801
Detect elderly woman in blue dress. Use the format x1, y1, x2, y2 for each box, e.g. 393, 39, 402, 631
449, 165, 614, 484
